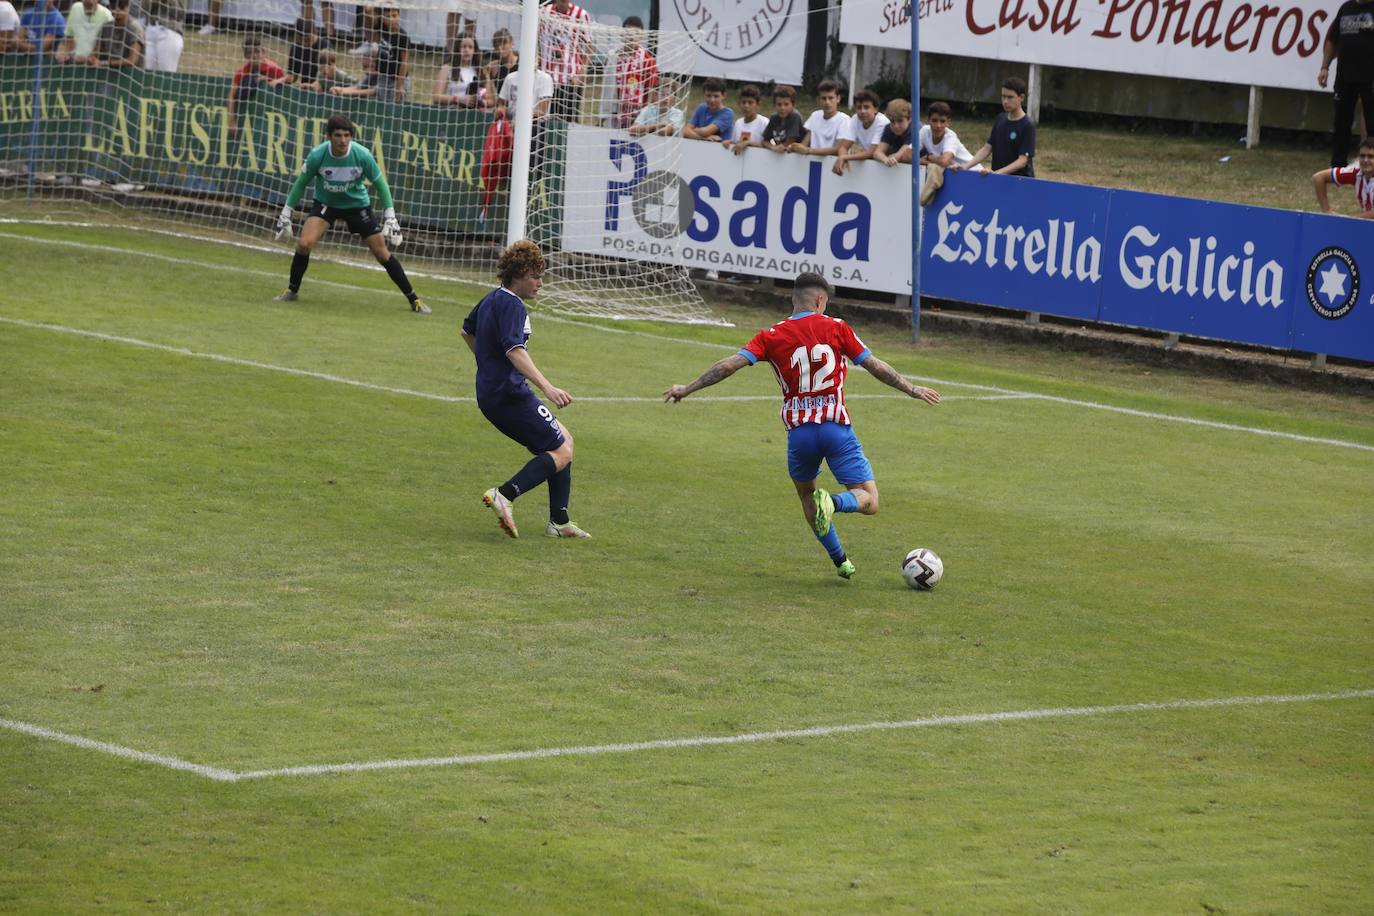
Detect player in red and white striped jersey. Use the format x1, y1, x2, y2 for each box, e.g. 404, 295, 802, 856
1313, 137, 1374, 217
665, 273, 940, 579
612, 16, 658, 129
539, 0, 591, 121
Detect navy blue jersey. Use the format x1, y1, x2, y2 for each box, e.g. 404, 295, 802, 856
463, 287, 533, 402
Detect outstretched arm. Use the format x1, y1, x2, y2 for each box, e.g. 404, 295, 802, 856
860, 355, 940, 404
508, 345, 571, 408
663, 353, 749, 402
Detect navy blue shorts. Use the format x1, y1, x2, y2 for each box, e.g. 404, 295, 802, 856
786, 421, 874, 485
479, 389, 565, 455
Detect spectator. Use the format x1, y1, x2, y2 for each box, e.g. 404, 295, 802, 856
19, 0, 66, 56
372, 5, 409, 102
329, 52, 376, 96
1313, 137, 1374, 217
197, 0, 217, 34
874, 99, 913, 167
724, 84, 767, 155
1319, 0, 1374, 169
0, 0, 17, 52
301, 48, 350, 92
789, 79, 849, 156
482, 27, 517, 104
433, 33, 481, 107
833, 88, 889, 174
683, 77, 732, 141
227, 34, 284, 133
498, 61, 554, 121
348, 5, 380, 56
141, 0, 184, 71
282, 17, 320, 87
300, 0, 335, 47
539, 0, 591, 122
56, 0, 111, 63
96, 0, 142, 67
627, 81, 682, 136
917, 100, 972, 168
611, 16, 657, 129
763, 84, 804, 153
445, 0, 475, 59
955, 76, 1035, 176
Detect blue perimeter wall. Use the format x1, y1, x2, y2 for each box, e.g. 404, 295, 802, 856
921, 171, 1374, 363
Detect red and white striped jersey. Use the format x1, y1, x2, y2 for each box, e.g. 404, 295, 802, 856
539, 1, 591, 86
740, 312, 872, 430
614, 46, 659, 116
1331, 164, 1374, 212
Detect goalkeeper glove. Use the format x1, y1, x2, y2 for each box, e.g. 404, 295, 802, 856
274, 205, 294, 240
383, 208, 403, 248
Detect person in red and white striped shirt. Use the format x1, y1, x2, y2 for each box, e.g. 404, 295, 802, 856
539, 0, 591, 122
664, 273, 940, 580
612, 16, 658, 129
1313, 137, 1374, 218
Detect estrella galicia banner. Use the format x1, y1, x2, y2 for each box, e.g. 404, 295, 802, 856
922, 173, 1107, 321
1290, 213, 1374, 357
1099, 189, 1299, 349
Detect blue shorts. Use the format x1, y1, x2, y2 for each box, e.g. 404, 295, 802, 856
479, 389, 565, 455
787, 421, 874, 485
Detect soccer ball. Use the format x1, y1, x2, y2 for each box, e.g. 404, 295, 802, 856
902, 548, 943, 590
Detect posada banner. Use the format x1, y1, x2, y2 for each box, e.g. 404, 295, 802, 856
839, 0, 1334, 93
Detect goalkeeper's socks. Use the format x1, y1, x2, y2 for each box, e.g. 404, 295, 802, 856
548, 463, 571, 525
384, 256, 415, 298
499, 453, 557, 502
832, 490, 860, 513
816, 523, 846, 564
288, 252, 310, 291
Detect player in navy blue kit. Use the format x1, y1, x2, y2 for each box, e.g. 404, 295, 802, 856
462, 241, 589, 539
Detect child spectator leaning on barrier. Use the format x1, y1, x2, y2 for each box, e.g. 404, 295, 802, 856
724, 84, 767, 155
918, 101, 973, 168
833, 88, 889, 175
1312, 137, 1374, 218
790, 79, 850, 156
874, 98, 913, 166
683, 77, 733, 141
954, 76, 1036, 177
627, 81, 682, 136
763, 84, 804, 153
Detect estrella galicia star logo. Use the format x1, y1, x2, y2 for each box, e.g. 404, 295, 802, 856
1305, 246, 1359, 320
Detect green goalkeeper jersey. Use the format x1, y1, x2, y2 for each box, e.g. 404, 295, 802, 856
286, 141, 394, 210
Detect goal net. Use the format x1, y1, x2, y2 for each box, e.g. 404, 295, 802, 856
0, 0, 721, 324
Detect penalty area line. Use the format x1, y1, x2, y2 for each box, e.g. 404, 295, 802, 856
4, 690, 1370, 783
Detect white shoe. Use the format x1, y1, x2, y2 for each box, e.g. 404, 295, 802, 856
198, 23, 216, 34
704, 269, 719, 281
546, 520, 591, 539
482, 487, 518, 538
348, 42, 376, 56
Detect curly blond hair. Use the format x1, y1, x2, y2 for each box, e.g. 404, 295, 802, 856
498, 240, 545, 287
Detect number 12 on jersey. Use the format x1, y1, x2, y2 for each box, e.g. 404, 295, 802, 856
789, 344, 837, 394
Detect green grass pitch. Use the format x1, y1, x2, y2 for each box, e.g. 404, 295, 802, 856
2, 219, 1372, 911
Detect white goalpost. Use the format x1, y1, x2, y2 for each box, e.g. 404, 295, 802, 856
0, 0, 720, 324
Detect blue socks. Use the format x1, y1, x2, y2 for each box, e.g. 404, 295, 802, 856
832, 490, 860, 513
816, 523, 846, 564
500, 452, 557, 501
548, 463, 571, 525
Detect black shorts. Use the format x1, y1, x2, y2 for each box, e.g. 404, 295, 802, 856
308, 202, 382, 238
479, 389, 565, 455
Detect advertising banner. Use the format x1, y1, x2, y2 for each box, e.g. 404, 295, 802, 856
1289, 213, 1374, 358
657, 0, 807, 84
561, 124, 913, 293
839, 0, 1334, 94
922, 174, 1107, 321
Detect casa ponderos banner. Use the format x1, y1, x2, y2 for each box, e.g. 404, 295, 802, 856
922, 170, 1374, 362
0, 63, 511, 231
561, 124, 912, 294
657, 0, 807, 84
839, 0, 1334, 93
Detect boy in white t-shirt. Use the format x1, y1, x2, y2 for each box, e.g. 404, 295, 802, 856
789, 79, 850, 156
833, 89, 890, 175
918, 100, 974, 168
724, 84, 768, 156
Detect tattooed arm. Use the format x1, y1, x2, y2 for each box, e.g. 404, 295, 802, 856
663, 354, 751, 402
860, 355, 941, 404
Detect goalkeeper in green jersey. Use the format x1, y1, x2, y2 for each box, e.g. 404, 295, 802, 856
274, 114, 430, 314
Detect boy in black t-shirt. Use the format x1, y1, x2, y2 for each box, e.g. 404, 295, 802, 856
373, 5, 410, 101
763, 84, 804, 154
955, 76, 1036, 177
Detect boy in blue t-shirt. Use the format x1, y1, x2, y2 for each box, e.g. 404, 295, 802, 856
683, 77, 733, 142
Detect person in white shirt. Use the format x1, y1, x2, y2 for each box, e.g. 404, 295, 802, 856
0, 0, 20, 52
724, 83, 769, 155
833, 89, 890, 175
56, 0, 111, 63
498, 64, 554, 120
918, 101, 974, 168
789, 79, 850, 156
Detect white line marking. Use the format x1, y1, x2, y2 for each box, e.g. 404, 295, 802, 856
4, 690, 1370, 782
0, 717, 238, 782
5, 227, 1372, 452
0, 317, 1017, 405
